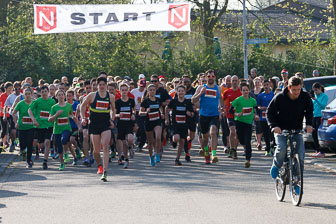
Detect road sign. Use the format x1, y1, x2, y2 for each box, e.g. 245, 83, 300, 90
246, 38, 268, 45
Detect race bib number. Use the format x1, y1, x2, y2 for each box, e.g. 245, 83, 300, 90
57, 117, 69, 126
96, 100, 109, 110
148, 111, 160, 121
205, 89, 217, 98
40, 111, 50, 119
22, 116, 32, 124
242, 107, 252, 116
120, 112, 131, 121
176, 115, 186, 124
262, 111, 266, 119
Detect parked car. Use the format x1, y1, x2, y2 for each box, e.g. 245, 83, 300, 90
303, 76, 336, 92
318, 98, 336, 152
303, 85, 336, 148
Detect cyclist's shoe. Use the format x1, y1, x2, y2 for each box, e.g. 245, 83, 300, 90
155, 154, 160, 163
97, 165, 103, 174
199, 149, 205, 157
232, 149, 238, 159
101, 171, 107, 182
175, 159, 182, 166
59, 163, 65, 171
118, 159, 124, 165
294, 185, 302, 195
123, 160, 129, 169
150, 156, 155, 166
42, 162, 48, 170
185, 153, 191, 162
270, 165, 279, 179
212, 156, 219, 163
245, 161, 250, 168
83, 158, 89, 167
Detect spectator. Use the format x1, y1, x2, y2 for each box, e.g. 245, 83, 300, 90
312, 70, 319, 77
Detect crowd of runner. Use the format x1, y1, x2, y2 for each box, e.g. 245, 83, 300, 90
0, 68, 320, 181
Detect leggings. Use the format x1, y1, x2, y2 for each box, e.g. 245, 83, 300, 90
19, 129, 34, 163
54, 130, 71, 154
312, 117, 322, 152
236, 121, 252, 161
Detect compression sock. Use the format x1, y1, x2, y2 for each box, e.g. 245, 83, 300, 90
212, 149, 216, 156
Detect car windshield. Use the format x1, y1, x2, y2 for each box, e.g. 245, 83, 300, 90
327, 98, 336, 109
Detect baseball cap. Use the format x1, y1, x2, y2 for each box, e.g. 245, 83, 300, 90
73, 77, 79, 83
159, 75, 166, 80
281, 69, 288, 74
138, 74, 145, 79
139, 79, 146, 87
124, 76, 132, 81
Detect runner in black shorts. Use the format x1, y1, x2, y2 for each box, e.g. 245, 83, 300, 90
80, 76, 116, 182
165, 85, 194, 166
115, 83, 136, 169
140, 84, 163, 166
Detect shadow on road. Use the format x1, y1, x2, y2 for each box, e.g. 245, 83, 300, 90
2, 169, 47, 183
303, 202, 336, 210
0, 203, 6, 208
0, 189, 27, 199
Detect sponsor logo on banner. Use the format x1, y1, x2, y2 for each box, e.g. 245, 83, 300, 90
168, 4, 189, 29
36, 6, 57, 32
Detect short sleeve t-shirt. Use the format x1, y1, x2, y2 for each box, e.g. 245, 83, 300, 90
167, 99, 193, 126
140, 97, 162, 122
5, 93, 20, 115
14, 100, 34, 130
29, 97, 56, 128
257, 91, 274, 121
50, 103, 73, 134
115, 98, 135, 124
231, 96, 257, 124
223, 88, 242, 119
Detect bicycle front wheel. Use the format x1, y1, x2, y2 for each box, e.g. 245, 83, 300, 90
275, 176, 286, 201
289, 153, 303, 206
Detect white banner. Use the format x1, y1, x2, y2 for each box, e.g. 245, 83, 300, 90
33, 4, 191, 34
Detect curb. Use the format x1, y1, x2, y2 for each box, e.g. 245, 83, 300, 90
306, 159, 336, 174
0, 154, 19, 177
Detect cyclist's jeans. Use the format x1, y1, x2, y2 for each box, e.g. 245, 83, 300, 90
273, 133, 305, 170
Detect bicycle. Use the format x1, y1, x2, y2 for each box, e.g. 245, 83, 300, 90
274, 130, 304, 206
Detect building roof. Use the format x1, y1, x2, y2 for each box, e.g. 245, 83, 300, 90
220, 0, 332, 43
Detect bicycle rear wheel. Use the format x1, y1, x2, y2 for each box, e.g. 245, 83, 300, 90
275, 166, 286, 201
289, 153, 303, 206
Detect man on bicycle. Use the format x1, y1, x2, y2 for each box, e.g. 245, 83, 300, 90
267, 76, 313, 179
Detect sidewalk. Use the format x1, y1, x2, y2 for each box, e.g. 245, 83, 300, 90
306, 152, 336, 174
0, 151, 19, 176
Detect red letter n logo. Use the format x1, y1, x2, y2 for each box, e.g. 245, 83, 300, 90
168, 4, 189, 29
36, 6, 57, 32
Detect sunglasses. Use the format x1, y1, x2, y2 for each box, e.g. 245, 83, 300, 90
207, 75, 215, 78
151, 80, 158, 83
282, 72, 288, 75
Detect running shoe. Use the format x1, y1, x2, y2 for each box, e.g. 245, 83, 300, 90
53, 153, 59, 159
228, 148, 232, 158
101, 171, 107, 182
265, 151, 271, 156
123, 160, 129, 169
270, 165, 279, 179
59, 163, 65, 171
42, 162, 48, 170
50, 150, 55, 158
26, 161, 33, 168
245, 161, 250, 168
72, 158, 78, 166
212, 156, 219, 163
312, 152, 325, 158
118, 159, 124, 165
75, 148, 82, 160
257, 144, 262, 151
129, 147, 134, 159
155, 154, 160, 163
175, 159, 182, 166
224, 147, 229, 154
64, 153, 70, 164
9, 144, 15, 152
83, 158, 89, 166
185, 153, 191, 162
97, 165, 103, 174
110, 151, 116, 159
150, 156, 155, 166
205, 155, 211, 164
232, 149, 238, 159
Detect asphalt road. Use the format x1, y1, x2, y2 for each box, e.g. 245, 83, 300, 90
1, 142, 336, 224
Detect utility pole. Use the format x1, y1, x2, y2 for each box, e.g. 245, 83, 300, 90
243, 0, 248, 80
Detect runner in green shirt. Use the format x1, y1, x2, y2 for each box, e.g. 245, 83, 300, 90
230, 82, 259, 168
28, 86, 56, 170
12, 88, 34, 168
49, 89, 79, 171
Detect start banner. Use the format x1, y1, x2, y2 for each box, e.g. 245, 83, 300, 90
33, 3, 191, 34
